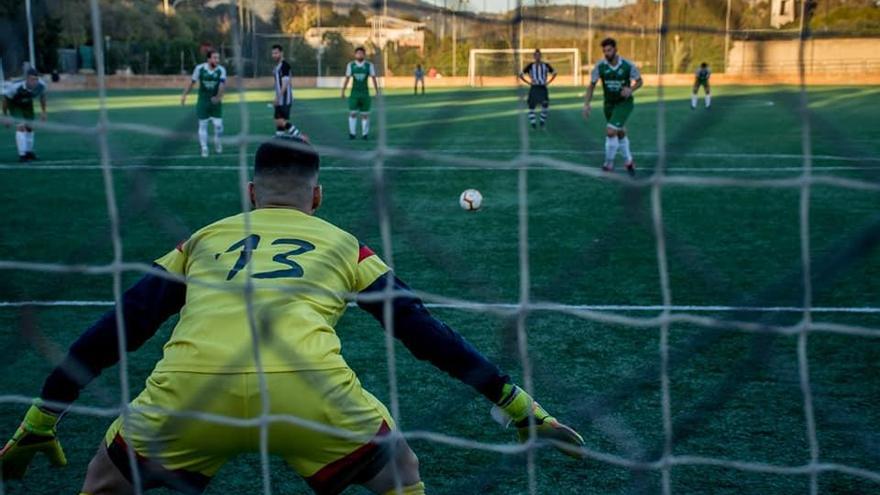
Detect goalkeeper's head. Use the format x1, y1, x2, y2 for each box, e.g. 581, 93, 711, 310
250, 136, 322, 214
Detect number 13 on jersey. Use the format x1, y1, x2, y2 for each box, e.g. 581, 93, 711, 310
215, 235, 316, 281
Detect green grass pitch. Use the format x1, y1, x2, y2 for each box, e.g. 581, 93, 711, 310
0, 85, 879, 494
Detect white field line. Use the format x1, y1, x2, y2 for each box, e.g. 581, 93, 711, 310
1, 300, 878, 314
1, 149, 880, 166
0, 164, 878, 173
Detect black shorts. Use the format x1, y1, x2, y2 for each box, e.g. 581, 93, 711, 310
274, 104, 291, 120
527, 85, 549, 108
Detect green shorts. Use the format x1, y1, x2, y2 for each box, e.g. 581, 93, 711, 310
6, 99, 34, 121
603, 98, 634, 130
348, 94, 371, 113
694, 80, 710, 90
196, 98, 223, 120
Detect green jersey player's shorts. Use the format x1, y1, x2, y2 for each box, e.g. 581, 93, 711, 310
196, 96, 223, 120
348, 94, 371, 113
603, 98, 634, 130
5, 98, 35, 121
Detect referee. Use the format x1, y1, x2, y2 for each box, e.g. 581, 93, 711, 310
519, 49, 557, 129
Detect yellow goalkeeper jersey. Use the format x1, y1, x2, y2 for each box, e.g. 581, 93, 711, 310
152, 207, 389, 373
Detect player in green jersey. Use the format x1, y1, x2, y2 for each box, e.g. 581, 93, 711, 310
692, 62, 711, 110
583, 38, 643, 176
181, 50, 227, 157
341, 47, 380, 140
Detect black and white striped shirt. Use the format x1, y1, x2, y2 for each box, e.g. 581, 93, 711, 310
521, 62, 555, 86
274, 60, 293, 106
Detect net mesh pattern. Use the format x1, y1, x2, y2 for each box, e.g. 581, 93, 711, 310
0, 1, 879, 494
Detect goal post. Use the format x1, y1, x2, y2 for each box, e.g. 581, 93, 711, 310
468, 48, 581, 87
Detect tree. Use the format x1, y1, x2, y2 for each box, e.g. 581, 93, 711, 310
35, 15, 62, 72
348, 4, 367, 27
321, 31, 355, 75
277, 1, 316, 34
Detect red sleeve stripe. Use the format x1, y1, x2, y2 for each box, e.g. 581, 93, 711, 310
358, 244, 375, 263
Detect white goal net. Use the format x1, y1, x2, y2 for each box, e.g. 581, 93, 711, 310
2, 0, 880, 494
468, 48, 582, 87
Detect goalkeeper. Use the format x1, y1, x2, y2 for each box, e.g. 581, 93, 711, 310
0, 136, 584, 495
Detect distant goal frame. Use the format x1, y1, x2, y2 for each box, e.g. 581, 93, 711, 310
467, 48, 582, 87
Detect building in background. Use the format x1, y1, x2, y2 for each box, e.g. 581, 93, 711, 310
770, 0, 798, 28
305, 15, 425, 54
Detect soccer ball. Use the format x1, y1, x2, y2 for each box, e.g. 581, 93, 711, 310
459, 189, 483, 211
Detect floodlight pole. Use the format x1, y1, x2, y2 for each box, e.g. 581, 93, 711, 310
452, 9, 456, 77
252, 8, 258, 78
517, 1, 524, 69
25, 0, 35, 70
587, 5, 593, 66
316, 0, 322, 78
656, 0, 665, 74
724, 0, 732, 71
383, 0, 388, 78
452, 0, 467, 78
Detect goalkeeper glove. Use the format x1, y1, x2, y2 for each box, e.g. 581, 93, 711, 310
0, 402, 67, 480
491, 384, 585, 458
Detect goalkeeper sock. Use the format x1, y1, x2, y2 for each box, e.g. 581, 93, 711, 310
15, 131, 26, 156
25, 131, 34, 152
619, 137, 633, 163
198, 120, 208, 150
691, 94, 697, 108
604, 136, 619, 164
382, 482, 426, 495
348, 115, 357, 136
705, 94, 711, 108
362, 116, 370, 136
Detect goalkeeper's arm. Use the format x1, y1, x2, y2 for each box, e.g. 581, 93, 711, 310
0, 265, 185, 479
39, 264, 185, 408
357, 273, 585, 457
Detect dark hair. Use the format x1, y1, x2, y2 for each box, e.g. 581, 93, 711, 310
254, 136, 320, 179
272, 44, 283, 52
601, 38, 616, 48
205, 50, 218, 60
700, 62, 708, 68
534, 48, 541, 54
26, 68, 39, 77
354, 46, 366, 54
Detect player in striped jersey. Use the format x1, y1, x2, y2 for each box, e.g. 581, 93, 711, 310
0, 136, 585, 495
270, 44, 302, 138
2, 69, 47, 162
519, 49, 557, 129
692, 62, 711, 110
181, 51, 226, 157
